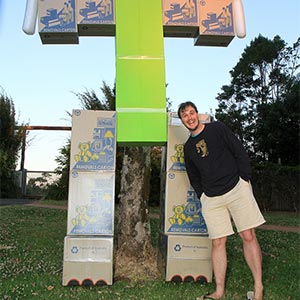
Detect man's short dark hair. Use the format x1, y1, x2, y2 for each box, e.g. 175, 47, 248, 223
177, 101, 198, 119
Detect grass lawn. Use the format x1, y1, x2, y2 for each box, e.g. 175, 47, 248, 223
0, 205, 299, 300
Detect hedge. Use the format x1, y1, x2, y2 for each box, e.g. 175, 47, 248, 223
251, 163, 299, 212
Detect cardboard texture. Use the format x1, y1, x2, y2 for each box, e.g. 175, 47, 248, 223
115, 0, 167, 144
165, 123, 189, 172
38, 0, 78, 44
63, 236, 113, 285
162, 0, 199, 38
195, 0, 235, 46
67, 172, 115, 235
77, 0, 115, 36
157, 233, 212, 283
70, 110, 116, 172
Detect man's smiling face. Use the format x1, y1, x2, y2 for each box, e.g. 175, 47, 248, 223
179, 105, 200, 133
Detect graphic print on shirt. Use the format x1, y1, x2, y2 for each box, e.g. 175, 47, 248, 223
195, 139, 209, 157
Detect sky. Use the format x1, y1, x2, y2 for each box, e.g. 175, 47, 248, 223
0, 0, 299, 174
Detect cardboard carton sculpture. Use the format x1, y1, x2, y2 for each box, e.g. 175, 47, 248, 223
22, 0, 246, 286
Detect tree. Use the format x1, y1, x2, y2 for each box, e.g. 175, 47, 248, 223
46, 141, 71, 200
216, 35, 300, 163
255, 79, 300, 165
116, 146, 153, 258
0, 89, 25, 197
73, 81, 115, 111
26, 172, 54, 197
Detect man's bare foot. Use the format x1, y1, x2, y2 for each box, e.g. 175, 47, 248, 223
196, 292, 225, 300
254, 285, 263, 300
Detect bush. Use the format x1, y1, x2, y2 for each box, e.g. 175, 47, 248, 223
252, 162, 299, 212
0, 90, 25, 198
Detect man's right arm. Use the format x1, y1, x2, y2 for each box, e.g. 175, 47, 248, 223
185, 155, 203, 199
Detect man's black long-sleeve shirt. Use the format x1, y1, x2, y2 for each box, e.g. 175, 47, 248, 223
184, 121, 251, 198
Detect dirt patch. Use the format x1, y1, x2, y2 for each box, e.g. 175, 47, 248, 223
114, 249, 161, 282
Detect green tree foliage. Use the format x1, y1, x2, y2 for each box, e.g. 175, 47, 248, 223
0, 90, 25, 197
255, 80, 299, 165
73, 80, 116, 111
46, 142, 70, 200
26, 172, 54, 198
216, 35, 299, 165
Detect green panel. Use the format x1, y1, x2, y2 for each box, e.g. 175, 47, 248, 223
115, 0, 167, 144
115, 0, 164, 56
116, 58, 165, 108
117, 112, 167, 145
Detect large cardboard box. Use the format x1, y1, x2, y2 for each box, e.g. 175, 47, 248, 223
77, 0, 115, 36
194, 0, 235, 47
162, 0, 199, 38
70, 110, 116, 172
67, 171, 115, 235
157, 233, 212, 282
38, 0, 78, 44
63, 236, 113, 285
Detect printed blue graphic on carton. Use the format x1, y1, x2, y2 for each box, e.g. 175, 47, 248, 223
169, 143, 186, 172
73, 117, 116, 171
79, 0, 114, 24
167, 189, 208, 235
40, 0, 76, 32
70, 176, 114, 235
164, 0, 198, 26
201, 3, 234, 35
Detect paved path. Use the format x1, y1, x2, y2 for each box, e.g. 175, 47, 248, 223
25, 202, 68, 210
259, 224, 299, 233
0, 198, 34, 206
1, 199, 299, 233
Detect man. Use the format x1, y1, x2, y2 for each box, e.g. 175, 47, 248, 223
177, 101, 265, 300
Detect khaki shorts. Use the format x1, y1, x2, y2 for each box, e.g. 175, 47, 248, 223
201, 178, 265, 239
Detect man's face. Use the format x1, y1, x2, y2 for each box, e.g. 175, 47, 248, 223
180, 105, 199, 132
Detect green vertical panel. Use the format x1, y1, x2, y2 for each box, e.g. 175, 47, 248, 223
115, 0, 167, 144
116, 0, 164, 56
116, 59, 165, 108
117, 112, 167, 146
